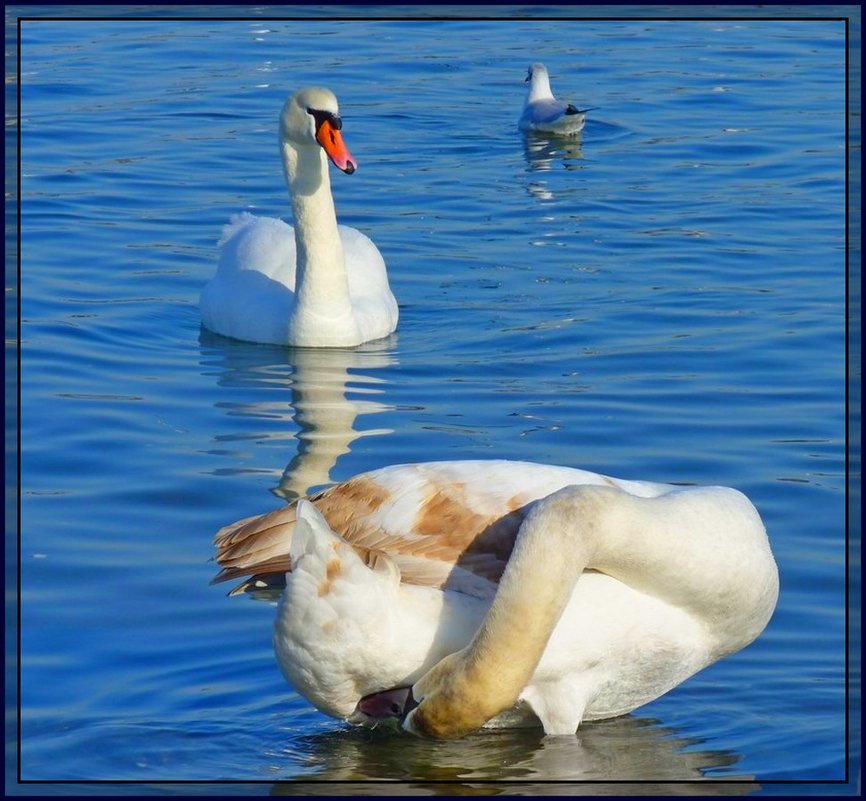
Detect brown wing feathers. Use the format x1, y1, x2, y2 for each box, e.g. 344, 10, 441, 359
212, 475, 529, 596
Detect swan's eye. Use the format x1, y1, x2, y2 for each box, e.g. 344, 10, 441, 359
306, 107, 342, 134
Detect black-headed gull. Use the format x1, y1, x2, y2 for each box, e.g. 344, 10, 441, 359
519, 63, 594, 136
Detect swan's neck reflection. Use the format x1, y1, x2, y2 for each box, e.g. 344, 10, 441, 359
199, 329, 395, 502
276, 345, 395, 501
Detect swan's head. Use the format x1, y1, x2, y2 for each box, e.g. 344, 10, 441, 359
280, 87, 356, 174
353, 648, 489, 739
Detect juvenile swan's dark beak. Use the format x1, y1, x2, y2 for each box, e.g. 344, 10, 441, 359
351, 686, 419, 725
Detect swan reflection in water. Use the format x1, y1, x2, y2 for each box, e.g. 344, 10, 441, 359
274, 344, 396, 501
266, 715, 758, 791
199, 328, 396, 504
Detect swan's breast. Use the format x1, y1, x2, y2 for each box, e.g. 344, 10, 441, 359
274, 539, 486, 719
338, 224, 398, 342
528, 571, 715, 723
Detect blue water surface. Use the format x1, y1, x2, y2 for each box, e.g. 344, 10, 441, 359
9, 6, 856, 794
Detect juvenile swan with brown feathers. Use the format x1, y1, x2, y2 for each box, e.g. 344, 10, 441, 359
212, 460, 778, 739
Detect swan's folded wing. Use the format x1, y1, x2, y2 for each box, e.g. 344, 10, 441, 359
212, 460, 641, 598
213, 504, 299, 569
212, 465, 535, 598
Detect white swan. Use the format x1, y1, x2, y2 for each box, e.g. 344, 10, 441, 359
201, 88, 398, 347
213, 460, 779, 738
519, 63, 593, 136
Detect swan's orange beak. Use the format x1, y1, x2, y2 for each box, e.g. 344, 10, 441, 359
316, 119, 356, 174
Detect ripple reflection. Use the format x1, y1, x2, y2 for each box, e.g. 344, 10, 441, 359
199, 329, 396, 499
268, 714, 757, 789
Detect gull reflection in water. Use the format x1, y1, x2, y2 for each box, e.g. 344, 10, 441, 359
521, 119, 632, 201
267, 715, 758, 792
523, 130, 585, 172
199, 329, 396, 501
521, 132, 586, 206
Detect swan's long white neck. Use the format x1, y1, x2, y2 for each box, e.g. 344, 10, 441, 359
527, 68, 554, 104
280, 133, 360, 346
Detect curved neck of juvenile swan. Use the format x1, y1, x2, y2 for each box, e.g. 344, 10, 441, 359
461, 507, 589, 704
406, 488, 597, 738
406, 483, 778, 738
280, 136, 358, 345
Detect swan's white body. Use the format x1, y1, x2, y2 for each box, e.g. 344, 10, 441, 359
214, 460, 779, 738
200, 88, 398, 347
519, 63, 590, 136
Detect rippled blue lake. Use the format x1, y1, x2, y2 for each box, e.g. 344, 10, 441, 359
10, 6, 855, 794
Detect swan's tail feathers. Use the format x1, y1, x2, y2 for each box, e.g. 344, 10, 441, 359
291, 499, 343, 565
211, 502, 299, 595
218, 211, 258, 247
211, 496, 396, 597
292, 499, 402, 588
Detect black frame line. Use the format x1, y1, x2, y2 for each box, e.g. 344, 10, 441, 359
8, 6, 859, 794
